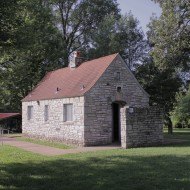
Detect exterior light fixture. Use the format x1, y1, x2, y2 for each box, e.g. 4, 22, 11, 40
128, 107, 134, 113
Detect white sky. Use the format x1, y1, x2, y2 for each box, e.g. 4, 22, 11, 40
117, 0, 162, 33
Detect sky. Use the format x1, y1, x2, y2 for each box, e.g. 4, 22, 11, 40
117, 0, 162, 33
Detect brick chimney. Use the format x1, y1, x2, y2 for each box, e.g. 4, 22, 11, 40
69, 51, 84, 68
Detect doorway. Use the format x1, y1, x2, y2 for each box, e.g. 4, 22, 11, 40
112, 102, 121, 143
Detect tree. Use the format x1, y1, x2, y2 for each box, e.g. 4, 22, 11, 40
147, 0, 190, 133
171, 89, 190, 128
135, 58, 182, 134
85, 13, 148, 69
149, 0, 190, 71
0, 0, 63, 111
0, 0, 21, 49
49, 0, 119, 66
0, 0, 120, 111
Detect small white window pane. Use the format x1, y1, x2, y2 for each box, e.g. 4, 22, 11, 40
27, 106, 33, 120
63, 105, 66, 122
63, 104, 73, 121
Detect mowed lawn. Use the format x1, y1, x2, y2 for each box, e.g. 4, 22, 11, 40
0, 129, 190, 190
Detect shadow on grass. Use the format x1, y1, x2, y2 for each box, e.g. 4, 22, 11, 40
0, 154, 190, 190
163, 129, 190, 147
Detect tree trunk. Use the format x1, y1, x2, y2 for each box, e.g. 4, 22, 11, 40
166, 116, 173, 134
63, 51, 69, 67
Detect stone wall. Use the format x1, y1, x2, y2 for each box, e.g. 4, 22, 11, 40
121, 106, 163, 148
84, 55, 150, 146
22, 55, 154, 147
22, 97, 85, 146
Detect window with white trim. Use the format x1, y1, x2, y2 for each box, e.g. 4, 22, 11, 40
27, 106, 33, 120
63, 104, 73, 122
44, 105, 49, 121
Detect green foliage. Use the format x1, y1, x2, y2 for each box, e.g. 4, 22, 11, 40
0, 0, 120, 111
171, 89, 190, 127
49, 0, 119, 65
0, 0, 21, 49
136, 59, 182, 114
149, 0, 190, 71
0, 0, 63, 111
147, 0, 189, 131
86, 13, 148, 69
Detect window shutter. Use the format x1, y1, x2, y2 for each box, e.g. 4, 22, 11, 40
44, 105, 49, 121
27, 107, 30, 120
63, 105, 66, 122
31, 106, 33, 119
70, 104, 73, 121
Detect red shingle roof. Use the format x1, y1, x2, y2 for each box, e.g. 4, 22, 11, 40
0, 113, 21, 120
22, 53, 118, 102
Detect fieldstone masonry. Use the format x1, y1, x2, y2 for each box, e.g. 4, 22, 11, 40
121, 106, 163, 148
83, 56, 150, 146
22, 54, 163, 148
22, 97, 85, 146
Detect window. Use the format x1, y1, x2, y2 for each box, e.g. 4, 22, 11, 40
27, 106, 33, 120
63, 104, 73, 122
115, 72, 121, 81
117, 86, 122, 93
44, 105, 49, 121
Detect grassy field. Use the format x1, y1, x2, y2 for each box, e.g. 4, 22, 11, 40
164, 128, 190, 141
0, 129, 190, 190
16, 136, 72, 149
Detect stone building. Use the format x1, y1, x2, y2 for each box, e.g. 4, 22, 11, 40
22, 53, 163, 148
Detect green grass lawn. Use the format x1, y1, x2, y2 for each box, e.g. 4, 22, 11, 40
0, 129, 190, 190
164, 128, 190, 141
15, 136, 72, 149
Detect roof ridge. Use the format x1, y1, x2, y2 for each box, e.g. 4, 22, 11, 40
50, 53, 119, 73
83, 53, 119, 64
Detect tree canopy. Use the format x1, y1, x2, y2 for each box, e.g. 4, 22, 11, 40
149, 0, 190, 71
86, 13, 148, 69
1, 0, 146, 111
1, 0, 189, 133
48, 0, 120, 66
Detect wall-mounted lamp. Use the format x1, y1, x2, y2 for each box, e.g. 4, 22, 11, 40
37, 100, 40, 105
128, 107, 134, 114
